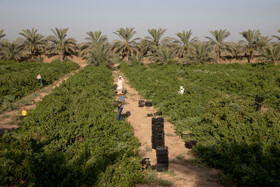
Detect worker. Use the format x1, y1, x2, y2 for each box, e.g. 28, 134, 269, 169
37, 74, 43, 87
116, 91, 125, 121
21, 108, 27, 118
178, 86, 184, 94
117, 76, 123, 91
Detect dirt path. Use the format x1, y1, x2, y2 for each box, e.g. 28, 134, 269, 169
113, 70, 222, 187
0, 61, 88, 136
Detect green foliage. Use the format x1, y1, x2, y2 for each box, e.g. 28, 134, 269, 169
48, 28, 77, 61
188, 42, 214, 64
0, 60, 79, 111
111, 27, 138, 61
148, 46, 177, 65
80, 31, 110, 66
121, 63, 280, 186
19, 28, 45, 59
0, 66, 143, 186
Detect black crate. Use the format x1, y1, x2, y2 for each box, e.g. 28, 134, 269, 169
255, 95, 264, 103
147, 113, 153, 117
138, 103, 144, 107
123, 111, 131, 118
156, 163, 169, 172
156, 140, 164, 147
151, 136, 156, 149
152, 117, 165, 149
185, 140, 197, 149
157, 157, 169, 163
154, 111, 162, 116
145, 101, 153, 107
156, 146, 168, 156
152, 117, 157, 124
138, 100, 145, 107
156, 117, 164, 124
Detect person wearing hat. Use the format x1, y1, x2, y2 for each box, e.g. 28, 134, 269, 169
117, 91, 125, 121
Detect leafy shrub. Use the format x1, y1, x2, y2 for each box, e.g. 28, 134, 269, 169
0, 65, 143, 186
121, 62, 280, 186
0, 60, 79, 111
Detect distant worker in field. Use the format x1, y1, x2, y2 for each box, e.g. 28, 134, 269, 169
178, 86, 184, 94
36, 74, 43, 87
117, 76, 123, 91
117, 91, 125, 121
21, 107, 27, 119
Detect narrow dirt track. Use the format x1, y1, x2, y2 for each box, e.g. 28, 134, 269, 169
113, 70, 222, 187
0, 61, 88, 136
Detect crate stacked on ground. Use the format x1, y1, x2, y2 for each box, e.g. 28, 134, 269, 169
151, 117, 165, 149
156, 146, 169, 171
138, 100, 145, 107
151, 117, 168, 171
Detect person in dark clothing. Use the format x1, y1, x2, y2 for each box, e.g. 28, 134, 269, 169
117, 91, 125, 121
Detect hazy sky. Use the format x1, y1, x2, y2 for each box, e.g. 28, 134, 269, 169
0, 0, 279, 42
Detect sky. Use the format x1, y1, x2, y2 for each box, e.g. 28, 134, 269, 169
0, 0, 279, 43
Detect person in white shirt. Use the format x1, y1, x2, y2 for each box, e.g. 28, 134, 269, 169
117, 76, 123, 91
36, 74, 43, 86
178, 86, 184, 94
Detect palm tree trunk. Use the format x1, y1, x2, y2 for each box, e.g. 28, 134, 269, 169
31, 50, 34, 60
248, 51, 253, 63
125, 49, 129, 61
60, 50, 63, 61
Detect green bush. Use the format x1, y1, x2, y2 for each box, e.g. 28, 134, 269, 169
0, 65, 143, 186
0, 60, 79, 111
121, 62, 280, 186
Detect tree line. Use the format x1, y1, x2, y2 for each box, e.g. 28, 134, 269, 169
0, 28, 279, 65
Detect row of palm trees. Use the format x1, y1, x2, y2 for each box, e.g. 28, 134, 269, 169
0, 28, 279, 65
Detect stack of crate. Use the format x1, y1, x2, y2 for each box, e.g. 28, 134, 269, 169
156, 146, 169, 171
151, 117, 168, 171
151, 117, 164, 149
138, 100, 145, 107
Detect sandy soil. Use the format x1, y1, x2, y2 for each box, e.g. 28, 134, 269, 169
0, 60, 88, 136
113, 70, 222, 187
42, 55, 87, 65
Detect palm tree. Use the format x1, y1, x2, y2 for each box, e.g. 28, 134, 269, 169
239, 29, 262, 63
129, 54, 143, 66
0, 29, 5, 41
272, 29, 280, 41
225, 41, 245, 61
19, 28, 45, 60
111, 27, 138, 61
0, 40, 24, 61
80, 31, 108, 59
84, 31, 108, 46
87, 43, 112, 67
148, 46, 176, 65
189, 42, 213, 64
259, 45, 280, 65
48, 28, 77, 61
146, 28, 166, 46
136, 39, 151, 57
175, 30, 197, 58
0, 30, 6, 53
206, 29, 230, 63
